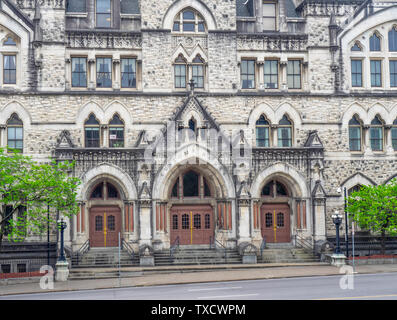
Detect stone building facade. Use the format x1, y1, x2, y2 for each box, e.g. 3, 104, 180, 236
0, 0, 396, 255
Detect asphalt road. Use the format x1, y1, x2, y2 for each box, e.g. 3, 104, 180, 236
1, 272, 397, 300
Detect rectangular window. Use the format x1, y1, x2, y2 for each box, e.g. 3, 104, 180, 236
85, 127, 100, 147
264, 60, 278, 89
370, 127, 383, 151
3, 55, 16, 84
7, 127, 23, 151
241, 60, 255, 89
71, 57, 87, 88
121, 58, 136, 88
392, 128, 397, 150
174, 64, 186, 88
192, 65, 204, 88
390, 61, 397, 87
370, 60, 382, 87
349, 127, 361, 151
256, 127, 269, 147
277, 127, 292, 147
66, 0, 86, 12
287, 60, 301, 89
263, 1, 276, 31
351, 60, 362, 87
96, 57, 112, 88
17, 264, 26, 273
109, 127, 124, 147
96, 0, 111, 28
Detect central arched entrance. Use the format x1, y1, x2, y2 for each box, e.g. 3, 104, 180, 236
260, 180, 291, 243
88, 181, 122, 247
168, 169, 215, 245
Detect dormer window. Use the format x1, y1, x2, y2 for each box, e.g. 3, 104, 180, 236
263, 1, 277, 31
172, 9, 206, 33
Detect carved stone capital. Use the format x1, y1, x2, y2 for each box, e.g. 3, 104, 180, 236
138, 199, 152, 208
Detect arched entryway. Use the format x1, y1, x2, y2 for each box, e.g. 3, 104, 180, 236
168, 169, 215, 245
88, 181, 122, 247
260, 180, 291, 243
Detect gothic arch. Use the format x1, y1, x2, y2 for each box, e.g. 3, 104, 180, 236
341, 102, 367, 127
368, 103, 389, 125
0, 100, 31, 129
162, 0, 217, 31
76, 101, 104, 127
78, 163, 137, 201
384, 174, 397, 184
250, 163, 309, 198
248, 102, 276, 127
274, 102, 302, 128
103, 100, 133, 125
340, 172, 376, 191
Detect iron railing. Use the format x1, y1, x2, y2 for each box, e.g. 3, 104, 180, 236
75, 239, 90, 265
121, 238, 135, 263
294, 234, 314, 254
170, 236, 180, 261
260, 237, 267, 258
210, 236, 227, 264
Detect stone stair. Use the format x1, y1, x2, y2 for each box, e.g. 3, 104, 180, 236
260, 246, 320, 263
71, 247, 139, 268
154, 246, 242, 266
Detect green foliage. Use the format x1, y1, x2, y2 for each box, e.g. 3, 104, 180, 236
346, 179, 397, 236
0, 147, 81, 242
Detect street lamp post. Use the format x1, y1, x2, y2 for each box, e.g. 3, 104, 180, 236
332, 210, 343, 254
337, 187, 349, 258
57, 218, 67, 262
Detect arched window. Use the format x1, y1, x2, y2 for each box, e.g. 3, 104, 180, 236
370, 115, 384, 151
369, 33, 381, 51
170, 171, 212, 198
351, 43, 362, 51
191, 55, 205, 89
90, 182, 119, 199
6, 113, 23, 152
85, 114, 100, 147
173, 8, 206, 33
256, 115, 270, 147
392, 118, 397, 151
348, 115, 362, 151
261, 180, 289, 197
109, 114, 124, 148
3, 37, 17, 46
388, 26, 397, 52
183, 170, 199, 197
174, 54, 187, 89
277, 115, 293, 147
348, 184, 362, 196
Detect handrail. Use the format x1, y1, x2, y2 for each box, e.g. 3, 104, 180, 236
75, 239, 90, 265
260, 237, 266, 258
294, 234, 314, 254
210, 237, 227, 264
121, 238, 135, 263
170, 236, 180, 260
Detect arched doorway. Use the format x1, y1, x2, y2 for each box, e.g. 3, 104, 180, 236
88, 181, 122, 247
260, 180, 291, 243
169, 169, 215, 245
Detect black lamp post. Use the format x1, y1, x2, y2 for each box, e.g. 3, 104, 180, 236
337, 187, 349, 257
57, 218, 67, 262
332, 210, 343, 254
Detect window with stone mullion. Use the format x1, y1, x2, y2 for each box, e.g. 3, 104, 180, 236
3, 55, 16, 84
96, 57, 112, 88
71, 57, 87, 88
241, 60, 255, 89
370, 116, 384, 151
392, 119, 397, 150
287, 60, 301, 89
121, 58, 136, 88
390, 60, 397, 87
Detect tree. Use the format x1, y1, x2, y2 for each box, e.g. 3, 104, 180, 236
346, 179, 397, 255
0, 147, 81, 251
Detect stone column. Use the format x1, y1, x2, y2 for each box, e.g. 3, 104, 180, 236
280, 61, 287, 91
113, 58, 120, 90
88, 58, 96, 90
313, 198, 326, 242
65, 58, 71, 90
363, 125, 372, 154
0, 125, 5, 147
385, 125, 394, 154
237, 198, 252, 244
138, 199, 152, 246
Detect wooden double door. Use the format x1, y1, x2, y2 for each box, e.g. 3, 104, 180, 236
89, 206, 121, 247
170, 205, 214, 245
261, 203, 291, 243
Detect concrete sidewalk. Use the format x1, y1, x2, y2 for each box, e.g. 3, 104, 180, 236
1, 263, 397, 297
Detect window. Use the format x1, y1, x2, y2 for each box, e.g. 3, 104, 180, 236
6, 113, 23, 152
192, 55, 204, 89
3, 55, 16, 84
109, 114, 124, 148
91, 184, 103, 199
370, 33, 381, 51
183, 170, 199, 197
96, 0, 111, 28
277, 115, 292, 147
370, 115, 384, 151
392, 118, 397, 151
172, 215, 178, 230
204, 178, 211, 197
84, 114, 100, 148
351, 43, 362, 51
261, 180, 289, 197
370, 60, 382, 87
287, 60, 301, 89
173, 9, 206, 33
3, 37, 16, 46
1, 264, 11, 273
256, 115, 270, 147
96, 57, 112, 88
71, 57, 87, 88
194, 214, 201, 229
262, 1, 277, 31
348, 184, 362, 196
390, 60, 397, 87
17, 263, 26, 273
348, 115, 362, 151
351, 60, 363, 87
107, 183, 118, 198
388, 27, 397, 52
121, 58, 136, 88
241, 60, 255, 89
174, 55, 187, 88
107, 215, 115, 231
95, 216, 103, 231
205, 214, 211, 229
264, 60, 278, 89
66, 0, 86, 12
277, 213, 284, 227
265, 213, 272, 228
182, 214, 189, 229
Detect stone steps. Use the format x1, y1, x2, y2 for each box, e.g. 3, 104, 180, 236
260, 248, 320, 263
71, 248, 139, 268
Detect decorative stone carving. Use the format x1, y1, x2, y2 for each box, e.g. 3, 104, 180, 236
66, 31, 142, 49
